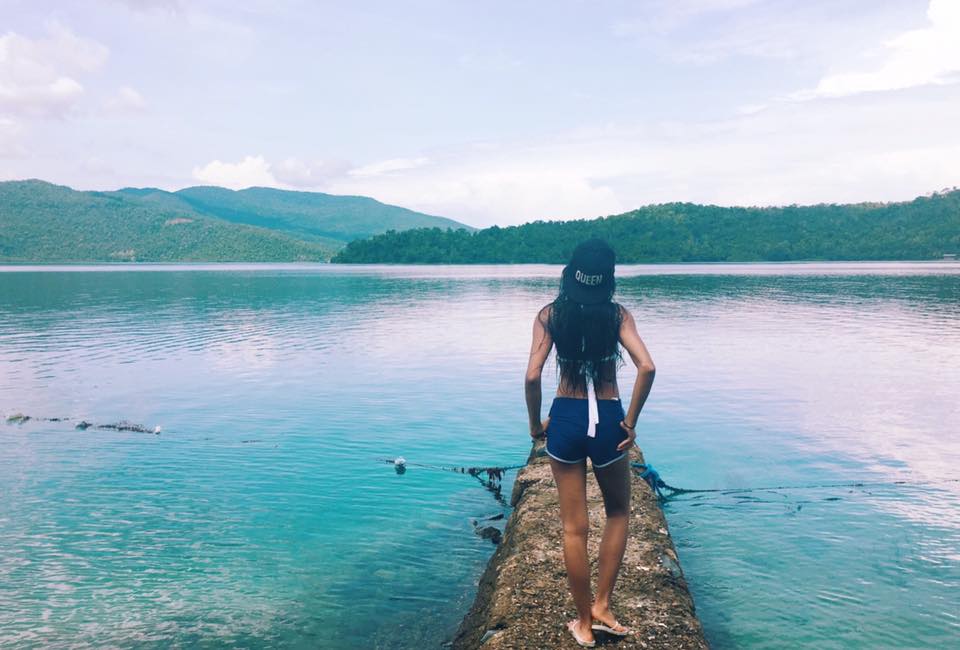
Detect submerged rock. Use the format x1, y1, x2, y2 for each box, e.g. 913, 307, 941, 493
475, 526, 502, 545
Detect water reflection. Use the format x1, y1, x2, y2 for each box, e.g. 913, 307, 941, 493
0, 263, 958, 648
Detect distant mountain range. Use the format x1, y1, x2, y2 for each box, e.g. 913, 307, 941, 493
333, 189, 960, 263
5, 179, 958, 265
0, 179, 470, 263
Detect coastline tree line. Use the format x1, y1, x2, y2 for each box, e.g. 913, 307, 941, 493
332, 190, 960, 263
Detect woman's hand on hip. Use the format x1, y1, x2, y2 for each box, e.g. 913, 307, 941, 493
617, 420, 636, 452
530, 417, 550, 440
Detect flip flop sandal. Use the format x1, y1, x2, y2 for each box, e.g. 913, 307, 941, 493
566, 620, 596, 647
591, 619, 631, 636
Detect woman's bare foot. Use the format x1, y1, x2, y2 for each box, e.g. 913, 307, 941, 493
567, 619, 596, 646
591, 603, 631, 635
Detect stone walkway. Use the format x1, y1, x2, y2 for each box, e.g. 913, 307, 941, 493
452, 439, 709, 649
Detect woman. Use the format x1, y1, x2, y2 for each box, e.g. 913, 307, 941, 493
524, 238, 656, 648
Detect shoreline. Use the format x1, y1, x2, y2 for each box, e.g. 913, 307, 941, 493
2, 259, 957, 274
451, 440, 708, 649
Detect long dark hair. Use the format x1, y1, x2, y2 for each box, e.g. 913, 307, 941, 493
547, 275, 623, 395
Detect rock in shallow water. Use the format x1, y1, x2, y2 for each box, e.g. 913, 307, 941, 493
475, 525, 502, 545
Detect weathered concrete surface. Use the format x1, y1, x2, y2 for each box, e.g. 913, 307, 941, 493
452, 440, 708, 649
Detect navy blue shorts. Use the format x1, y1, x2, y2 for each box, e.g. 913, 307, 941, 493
545, 397, 629, 468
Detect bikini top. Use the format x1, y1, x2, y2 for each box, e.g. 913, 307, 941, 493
555, 352, 619, 364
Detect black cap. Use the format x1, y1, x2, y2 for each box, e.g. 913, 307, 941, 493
561, 238, 616, 304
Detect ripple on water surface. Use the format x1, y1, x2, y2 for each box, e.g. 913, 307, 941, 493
1, 263, 958, 648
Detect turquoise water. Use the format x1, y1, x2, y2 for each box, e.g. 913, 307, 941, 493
1, 262, 958, 649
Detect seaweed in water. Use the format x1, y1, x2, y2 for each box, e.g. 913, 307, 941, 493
6, 414, 72, 424
467, 467, 506, 504
4, 413, 160, 435
96, 420, 161, 434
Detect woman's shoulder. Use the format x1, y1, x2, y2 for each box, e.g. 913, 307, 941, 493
614, 301, 634, 324
537, 302, 554, 322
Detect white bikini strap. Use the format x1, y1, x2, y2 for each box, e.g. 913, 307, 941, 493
580, 334, 600, 437
586, 375, 599, 438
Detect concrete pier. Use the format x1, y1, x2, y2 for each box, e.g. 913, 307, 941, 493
452, 440, 708, 649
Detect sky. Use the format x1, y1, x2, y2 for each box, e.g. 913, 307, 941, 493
1, 0, 959, 227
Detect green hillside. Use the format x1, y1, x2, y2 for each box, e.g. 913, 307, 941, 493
0, 180, 332, 263
0, 180, 472, 263
133, 185, 467, 244
332, 191, 960, 263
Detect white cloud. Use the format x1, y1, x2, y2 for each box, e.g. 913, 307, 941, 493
614, 0, 766, 35
612, 0, 801, 64
348, 156, 430, 178
183, 85, 960, 227
109, 0, 182, 12
272, 157, 352, 188
191, 155, 279, 189
103, 86, 147, 113
736, 102, 768, 115
0, 116, 25, 158
348, 165, 622, 226
191, 155, 355, 190
0, 24, 109, 118
793, 0, 960, 99
321, 83, 960, 226
328, 148, 626, 225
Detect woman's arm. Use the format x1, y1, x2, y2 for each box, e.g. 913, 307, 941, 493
617, 306, 656, 450
524, 305, 553, 439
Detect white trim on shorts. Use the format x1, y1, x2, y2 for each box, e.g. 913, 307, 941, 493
545, 448, 586, 464
591, 451, 627, 468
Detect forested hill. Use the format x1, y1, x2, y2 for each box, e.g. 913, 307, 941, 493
0, 180, 471, 263
131, 185, 468, 243
332, 191, 960, 263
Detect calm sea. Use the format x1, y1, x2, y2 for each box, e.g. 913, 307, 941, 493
1, 262, 958, 649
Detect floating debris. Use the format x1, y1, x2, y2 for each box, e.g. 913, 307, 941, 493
479, 630, 501, 644
379, 458, 524, 478
95, 420, 161, 435
7, 413, 73, 425
6, 413, 161, 435
378, 457, 526, 506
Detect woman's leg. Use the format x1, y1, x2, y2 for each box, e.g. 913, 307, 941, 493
591, 454, 631, 625
549, 457, 594, 642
